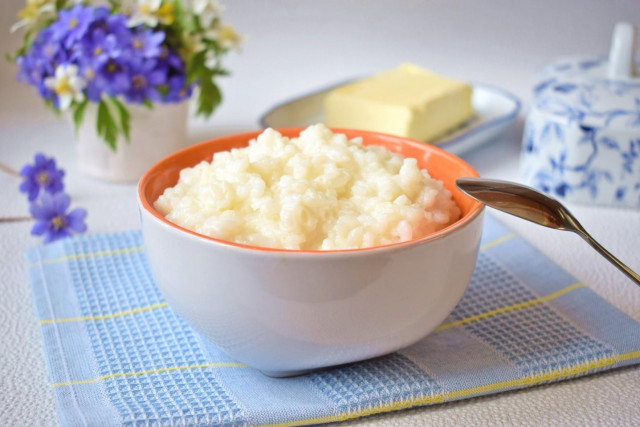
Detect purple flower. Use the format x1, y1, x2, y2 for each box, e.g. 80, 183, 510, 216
92, 6, 111, 22
130, 29, 165, 59
29, 28, 65, 75
165, 75, 193, 103
159, 48, 185, 72
16, 55, 41, 87
50, 4, 94, 49
15, 4, 192, 109
16, 28, 65, 100
77, 60, 104, 102
124, 58, 166, 103
105, 14, 132, 45
29, 193, 87, 244
81, 29, 121, 67
19, 153, 65, 201
97, 58, 131, 96
81, 10, 131, 62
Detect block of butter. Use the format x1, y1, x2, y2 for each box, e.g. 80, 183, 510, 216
324, 64, 473, 143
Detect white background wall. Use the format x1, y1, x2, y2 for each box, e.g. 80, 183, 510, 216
2, 0, 639, 131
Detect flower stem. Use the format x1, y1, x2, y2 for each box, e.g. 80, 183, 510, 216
0, 216, 34, 223
0, 162, 20, 177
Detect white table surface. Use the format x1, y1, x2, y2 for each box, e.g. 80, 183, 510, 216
1, 0, 640, 425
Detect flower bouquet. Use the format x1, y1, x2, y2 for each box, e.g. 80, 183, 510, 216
10, 0, 241, 179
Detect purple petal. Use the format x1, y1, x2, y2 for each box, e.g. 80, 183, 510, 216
20, 164, 33, 177
38, 191, 54, 205
31, 220, 50, 236
18, 181, 31, 193
151, 31, 165, 45
52, 169, 65, 182
148, 69, 166, 85
142, 59, 157, 73
94, 6, 110, 20
47, 179, 64, 194
19, 180, 38, 201
44, 229, 71, 244
66, 208, 88, 233
44, 157, 56, 171
28, 188, 40, 201
104, 34, 118, 50
86, 83, 103, 102
93, 28, 106, 43
29, 201, 51, 220
146, 88, 161, 102
34, 153, 47, 167
53, 193, 71, 214
168, 76, 185, 90
47, 181, 64, 194
112, 74, 131, 93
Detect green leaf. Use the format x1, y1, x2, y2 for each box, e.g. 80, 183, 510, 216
215, 68, 231, 77
196, 73, 222, 118
181, 17, 197, 33
96, 101, 106, 135
143, 99, 154, 110
172, 0, 195, 33
173, 0, 185, 23
109, 97, 131, 142
108, 0, 120, 12
186, 50, 206, 83
97, 99, 118, 151
72, 100, 88, 136
157, 85, 170, 98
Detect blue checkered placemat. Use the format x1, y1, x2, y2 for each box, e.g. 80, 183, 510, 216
25, 215, 640, 426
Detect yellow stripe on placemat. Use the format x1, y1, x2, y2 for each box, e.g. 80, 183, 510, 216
480, 233, 516, 251
50, 348, 640, 393
29, 246, 145, 267
436, 282, 585, 332
38, 302, 169, 325
51, 362, 247, 388
260, 349, 640, 427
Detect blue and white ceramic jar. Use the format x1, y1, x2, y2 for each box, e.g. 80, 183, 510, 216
521, 23, 640, 207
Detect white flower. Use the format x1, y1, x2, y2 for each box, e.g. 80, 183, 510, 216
191, 0, 224, 29
201, 24, 244, 70
44, 65, 87, 111
127, 0, 175, 27
10, 0, 55, 33
183, 31, 207, 55
203, 25, 243, 70
208, 24, 244, 51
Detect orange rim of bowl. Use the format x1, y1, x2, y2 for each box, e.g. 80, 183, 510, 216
138, 128, 483, 254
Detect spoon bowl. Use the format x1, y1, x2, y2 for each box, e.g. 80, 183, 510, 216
456, 177, 640, 287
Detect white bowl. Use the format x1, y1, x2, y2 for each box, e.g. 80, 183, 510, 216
138, 128, 484, 376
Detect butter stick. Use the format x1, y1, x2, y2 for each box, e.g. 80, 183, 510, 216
324, 64, 473, 143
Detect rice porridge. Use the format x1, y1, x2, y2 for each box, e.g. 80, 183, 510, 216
154, 124, 460, 250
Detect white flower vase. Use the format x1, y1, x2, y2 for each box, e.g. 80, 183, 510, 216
75, 102, 189, 182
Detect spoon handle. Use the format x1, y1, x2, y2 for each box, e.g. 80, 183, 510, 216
575, 230, 640, 287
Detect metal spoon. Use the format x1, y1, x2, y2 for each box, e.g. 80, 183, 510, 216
456, 177, 640, 288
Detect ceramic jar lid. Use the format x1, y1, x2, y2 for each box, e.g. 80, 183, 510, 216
521, 23, 640, 208
532, 54, 640, 128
